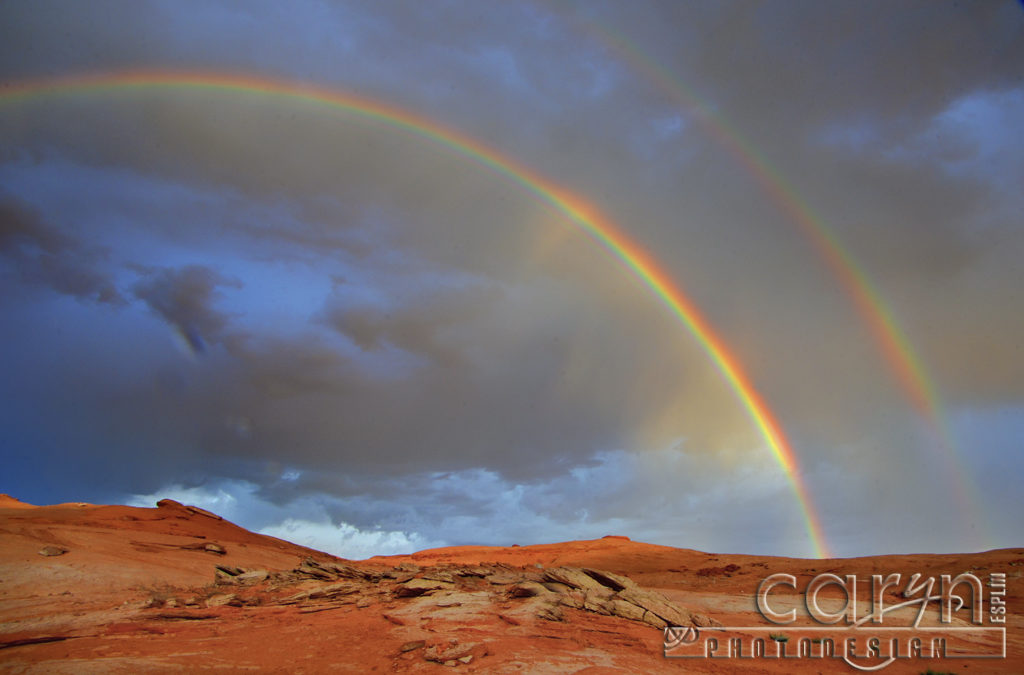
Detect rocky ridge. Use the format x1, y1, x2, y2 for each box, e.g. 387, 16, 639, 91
5, 497, 1020, 673
149, 556, 718, 631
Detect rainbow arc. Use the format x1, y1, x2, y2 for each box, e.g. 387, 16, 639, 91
560, 16, 984, 543
0, 69, 831, 558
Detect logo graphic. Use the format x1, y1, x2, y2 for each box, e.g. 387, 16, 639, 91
664, 571, 1007, 670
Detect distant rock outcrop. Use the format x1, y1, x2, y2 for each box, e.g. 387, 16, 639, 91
0, 494, 35, 509
208, 557, 712, 631
155, 499, 224, 520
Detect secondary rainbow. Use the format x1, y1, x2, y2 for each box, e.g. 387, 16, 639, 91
0, 69, 831, 558
564, 18, 984, 541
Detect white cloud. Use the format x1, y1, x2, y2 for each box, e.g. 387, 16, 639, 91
127, 482, 246, 518
124, 448, 822, 558
259, 518, 436, 560
127, 480, 441, 559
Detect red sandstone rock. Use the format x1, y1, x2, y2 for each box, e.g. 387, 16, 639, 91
1, 495, 1021, 673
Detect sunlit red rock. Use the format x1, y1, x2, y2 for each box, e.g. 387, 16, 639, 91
1, 496, 1020, 673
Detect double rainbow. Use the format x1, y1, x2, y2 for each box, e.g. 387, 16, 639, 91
0, 70, 831, 558
567, 19, 983, 540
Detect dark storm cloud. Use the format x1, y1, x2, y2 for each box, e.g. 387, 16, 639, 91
111, 300, 636, 480
132, 265, 241, 354
321, 283, 503, 367
0, 194, 121, 303
586, 0, 1024, 138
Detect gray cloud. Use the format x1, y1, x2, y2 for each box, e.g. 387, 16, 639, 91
0, 194, 122, 303
133, 265, 241, 354
585, 1, 1024, 140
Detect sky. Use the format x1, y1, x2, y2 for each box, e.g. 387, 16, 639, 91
1, 1, 1022, 560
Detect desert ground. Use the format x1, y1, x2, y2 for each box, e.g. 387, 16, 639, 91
0, 494, 1020, 673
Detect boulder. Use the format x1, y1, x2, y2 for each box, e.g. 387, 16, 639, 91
542, 567, 606, 591
234, 569, 269, 585
559, 590, 585, 609
396, 578, 452, 597
615, 587, 689, 627
582, 568, 635, 591
185, 505, 223, 520
215, 565, 244, 577
38, 546, 68, 557
508, 581, 550, 598
581, 588, 616, 615
540, 581, 573, 594
608, 598, 647, 623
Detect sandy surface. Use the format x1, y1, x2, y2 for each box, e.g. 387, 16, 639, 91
1, 495, 1020, 673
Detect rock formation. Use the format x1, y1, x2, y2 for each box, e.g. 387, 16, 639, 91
203, 556, 715, 631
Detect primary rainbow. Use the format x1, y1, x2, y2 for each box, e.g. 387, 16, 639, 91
567, 20, 985, 542
0, 69, 831, 558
